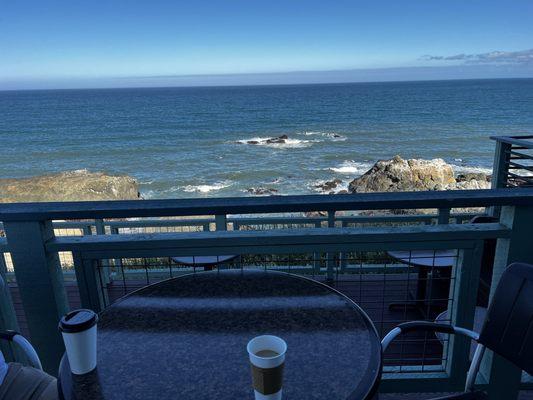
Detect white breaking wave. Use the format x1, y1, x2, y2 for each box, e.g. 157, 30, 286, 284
236, 136, 315, 148
452, 163, 532, 177
330, 160, 373, 175
182, 181, 232, 193
450, 164, 493, 175
298, 131, 347, 141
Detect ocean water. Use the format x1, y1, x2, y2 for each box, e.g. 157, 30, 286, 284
1, 79, 532, 198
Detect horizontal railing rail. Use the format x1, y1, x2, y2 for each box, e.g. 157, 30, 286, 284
48, 223, 509, 256
0, 213, 476, 233
1, 188, 531, 221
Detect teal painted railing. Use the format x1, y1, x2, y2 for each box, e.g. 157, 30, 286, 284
491, 135, 533, 189
1, 188, 533, 399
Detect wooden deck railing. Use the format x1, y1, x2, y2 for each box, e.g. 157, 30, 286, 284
1, 188, 533, 398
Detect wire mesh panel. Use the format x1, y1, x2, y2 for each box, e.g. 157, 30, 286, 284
90, 248, 460, 371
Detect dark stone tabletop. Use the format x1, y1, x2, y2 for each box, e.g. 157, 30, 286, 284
59, 270, 381, 400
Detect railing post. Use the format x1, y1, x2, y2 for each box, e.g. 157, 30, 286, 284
214, 215, 228, 269
326, 211, 335, 281
95, 219, 111, 284
2, 220, 69, 373
491, 140, 511, 190
313, 221, 321, 274
215, 215, 227, 231
0, 255, 22, 363
72, 253, 107, 313
110, 227, 123, 275
490, 140, 512, 217
339, 220, 348, 272
481, 205, 533, 399
437, 208, 450, 225
445, 242, 483, 389
82, 224, 92, 236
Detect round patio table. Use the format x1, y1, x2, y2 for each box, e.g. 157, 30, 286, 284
58, 270, 381, 400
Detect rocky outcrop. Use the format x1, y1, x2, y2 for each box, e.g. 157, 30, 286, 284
348, 155, 456, 193
348, 156, 490, 193
0, 170, 140, 203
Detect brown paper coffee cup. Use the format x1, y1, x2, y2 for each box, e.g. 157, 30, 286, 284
247, 335, 287, 400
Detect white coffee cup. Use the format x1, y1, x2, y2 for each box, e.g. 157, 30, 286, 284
59, 309, 98, 375
247, 335, 287, 400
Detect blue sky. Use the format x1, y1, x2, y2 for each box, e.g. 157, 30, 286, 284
1, 0, 533, 89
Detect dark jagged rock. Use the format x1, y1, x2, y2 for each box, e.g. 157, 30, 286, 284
315, 178, 342, 192
243, 135, 289, 145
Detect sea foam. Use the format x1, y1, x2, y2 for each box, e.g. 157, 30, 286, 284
450, 164, 493, 175
182, 181, 232, 193
236, 136, 314, 148
298, 131, 347, 141
330, 160, 373, 175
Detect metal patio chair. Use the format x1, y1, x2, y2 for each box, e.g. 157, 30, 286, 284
381, 262, 533, 399
0, 272, 57, 399
0, 330, 57, 399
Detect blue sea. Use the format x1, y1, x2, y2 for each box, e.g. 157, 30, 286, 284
1, 79, 532, 198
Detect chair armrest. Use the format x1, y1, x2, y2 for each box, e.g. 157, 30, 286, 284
0, 330, 42, 370
381, 321, 479, 351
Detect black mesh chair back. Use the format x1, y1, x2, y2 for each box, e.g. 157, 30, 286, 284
478, 262, 533, 375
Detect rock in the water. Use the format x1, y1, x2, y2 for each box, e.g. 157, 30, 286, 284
243, 135, 289, 145
246, 187, 279, 196
266, 135, 288, 144
0, 170, 140, 203
349, 155, 456, 193
315, 178, 342, 192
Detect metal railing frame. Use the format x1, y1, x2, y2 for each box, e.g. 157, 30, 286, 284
1, 188, 533, 398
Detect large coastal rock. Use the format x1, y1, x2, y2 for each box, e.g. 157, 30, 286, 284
0, 170, 140, 203
348, 156, 490, 193
344, 156, 491, 215
348, 155, 457, 193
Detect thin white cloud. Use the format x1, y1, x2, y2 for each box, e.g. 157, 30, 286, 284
422, 48, 533, 65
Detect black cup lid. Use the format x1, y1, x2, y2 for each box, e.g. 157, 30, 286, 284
59, 309, 98, 333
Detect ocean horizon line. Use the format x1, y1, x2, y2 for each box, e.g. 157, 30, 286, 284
0, 71, 533, 93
